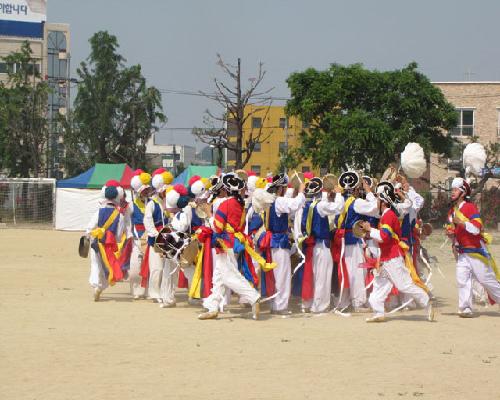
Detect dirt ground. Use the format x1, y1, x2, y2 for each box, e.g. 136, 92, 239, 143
0, 229, 499, 400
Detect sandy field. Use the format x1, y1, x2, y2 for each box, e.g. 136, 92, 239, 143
0, 229, 499, 400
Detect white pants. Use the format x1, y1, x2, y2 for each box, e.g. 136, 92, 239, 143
89, 248, 108, 291
203, 250, 260, 313
338, 243, 367, 308
129, 239, 146, 297
271, 248, 292, 311
303, 243, 333, 313
148, 248, 164, 300
472, 278, 488, 304
369, 256, 429, 317
366, 239, 380, 259
160, 258, 178, 305
456, 253, 500, 312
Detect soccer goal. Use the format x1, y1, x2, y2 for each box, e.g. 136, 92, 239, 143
0, 178, 56, 228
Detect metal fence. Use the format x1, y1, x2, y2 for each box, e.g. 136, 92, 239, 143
0, 178, 56, 228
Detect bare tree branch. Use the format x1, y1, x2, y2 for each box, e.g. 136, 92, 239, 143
199, 55, 274, 169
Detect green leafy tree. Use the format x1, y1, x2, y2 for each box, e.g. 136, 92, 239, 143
285, 62, 458, 174
0, 42, 49, 177
64, 31, 166, 174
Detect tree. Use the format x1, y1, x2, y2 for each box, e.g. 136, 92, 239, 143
285, 62, 458, 174
195, 54, 274, 170
0, 42, 49, 177
64, 31, 165, 174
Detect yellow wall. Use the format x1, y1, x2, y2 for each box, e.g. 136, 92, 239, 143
227, 105, 316, 175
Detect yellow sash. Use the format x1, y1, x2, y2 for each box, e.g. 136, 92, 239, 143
380, 223, 429, 293
89, 207, 120, 285
90, 208, 120, 240
134, 197, 146, 214
188, 242, 204, 299
306, 200, 318, 237
337, 196, 356, 229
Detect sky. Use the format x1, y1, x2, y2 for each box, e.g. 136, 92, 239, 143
47, 0, 500, 149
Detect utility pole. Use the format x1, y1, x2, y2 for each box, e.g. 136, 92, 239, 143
235, 57, 242, 169
172, 144, 177, 175
131, 101, 136, 169
284, 116, 289, 174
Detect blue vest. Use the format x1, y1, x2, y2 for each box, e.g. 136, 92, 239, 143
268, 201, 290, 249
401, 214, 415, 246
366, 216, 380, 228
191, 208, 203, 230
341, 198, 362, 245
91, 206, 120, 252
132, 200, 147, 238
248, 210, 264, 235
147, 200, 167, 245
301, 200, 331, 246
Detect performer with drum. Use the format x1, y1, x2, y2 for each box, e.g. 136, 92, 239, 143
141, 168, 175, 306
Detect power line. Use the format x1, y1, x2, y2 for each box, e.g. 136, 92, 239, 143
157, 88, 290, 101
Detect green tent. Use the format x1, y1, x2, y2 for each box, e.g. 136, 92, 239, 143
173, 165, 219, 185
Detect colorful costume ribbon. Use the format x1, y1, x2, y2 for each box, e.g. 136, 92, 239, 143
189, 226, 214, 299
216, 222, 277, 273
258, 231, 277, 297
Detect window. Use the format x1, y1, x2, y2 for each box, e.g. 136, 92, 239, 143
450, 109, 474, 137
252, 117, 262, 129
279, 142, 287, 154
0, 62, 38, 74
279, 118, 286, 129
251, 165, 261, 175
48, 31, 67, 80
253, 142, 261, 152
302, 166, 310, 173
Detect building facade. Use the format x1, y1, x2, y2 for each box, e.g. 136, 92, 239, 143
235, 84, 499, 183
226, 105, 315, 176
0, 1, 70, 178
431, 82, 500, 187
146, 133, 196, 173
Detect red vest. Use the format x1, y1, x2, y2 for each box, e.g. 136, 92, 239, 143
213, 197, 245, 250
378, 209, 403, 262
448, 201, 483, 249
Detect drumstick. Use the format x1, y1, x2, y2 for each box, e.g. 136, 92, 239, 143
292, 170, 304, 184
